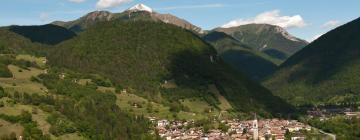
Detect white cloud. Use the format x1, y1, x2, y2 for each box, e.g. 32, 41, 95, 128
39, 12, 49, 22
68, 0, 86, 3
155, 4, 225, 11
96, 0, 132, 9
322, 20, 340, 28
222, 10, 306, 29
308, 33, 323, 42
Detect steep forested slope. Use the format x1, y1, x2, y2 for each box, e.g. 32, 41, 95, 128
8, 24, 76, 45
49, 20, 294, 116
0, 28, 155, 139
203, 31, 277, 81
0, 28, 45, 77
0, 29, 44, 54
215, 24, 308, 64
264, 17, 360, 106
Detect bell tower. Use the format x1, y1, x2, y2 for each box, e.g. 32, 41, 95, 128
252, 113, 258, 140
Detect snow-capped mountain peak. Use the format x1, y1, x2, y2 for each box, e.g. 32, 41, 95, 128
128, 4, 153, 13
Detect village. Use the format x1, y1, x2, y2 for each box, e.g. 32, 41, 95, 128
306, 106, 360, 120
150, 116, 313, 140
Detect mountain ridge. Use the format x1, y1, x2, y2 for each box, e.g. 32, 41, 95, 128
214, 24, 308, 64
6, 24, 76, 45
52, 4, 203, 33
203, 31, 277, 81
264, 17, 360, 105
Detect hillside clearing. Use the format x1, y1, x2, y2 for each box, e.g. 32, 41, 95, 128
16, 54, 47, 68
0, 65, 47, 94
0, 119, 24, 138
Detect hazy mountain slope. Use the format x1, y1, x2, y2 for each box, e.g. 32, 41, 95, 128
52, 11, 115, 33
0, 28, 50, 76
264, 17, 360, 106
203, 31, 277, 81
0, 28, 46, 55
215, 24, 308, 64
49, 20, 293, 116
8, 24, 76, 45
53, 4, 202, 33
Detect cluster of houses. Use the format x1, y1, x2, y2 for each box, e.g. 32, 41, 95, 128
152, 119, 204, 140
226, 119, 311, 140
150, 117, 312, 140
307, 107, 360, 119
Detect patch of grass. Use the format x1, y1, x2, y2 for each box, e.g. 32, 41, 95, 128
180, 98, 224, 120
76, 79, 92, 86
16, 54, 47, 68
0, 119, 24, 138
31, 107, 52, 135
116, 93, 172, 119
0, 98, 49, 133
8, 65, 43, 79
181, 99, 213, 113
208, 84, 232, 110
0, 65, 47, 95
176, 111, 215, 120
0, 98, 83, 139
0, 103, 32, 116
161, 79, 177, 89
55, 133, 87, 140
97, 86, 115, 93
116, 91, 228, 120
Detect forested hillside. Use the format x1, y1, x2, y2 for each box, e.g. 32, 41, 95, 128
0, 29, 45, 54
49, 20, 294, 116
264, 17, 360, 106
0, 27, 157, 139
215, 24, 308, 64
203, 31, 277, 81
8, 24, 76, 45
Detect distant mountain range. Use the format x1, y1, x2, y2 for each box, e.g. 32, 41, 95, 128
50, 3, 310, 81
2, 3, 360, 139
2, 4, 309, 82
52, 4, 202, 33
203, 31, 277, 81
49, 20, 294, 116
202, 24, 307, 80
214, 24, 309, 64
264, 17, 360, 106
0, 4, 296, 116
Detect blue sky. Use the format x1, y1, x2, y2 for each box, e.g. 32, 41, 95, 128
0, 0, 359, 41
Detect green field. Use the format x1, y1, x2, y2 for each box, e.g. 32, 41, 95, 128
55, 133, 87, 140
116, 92, 223, 120
208, 84, 232, 110
116, 93, 173, 119
76, 79, 91, 86
16, 54, 47, 68
0, 119, 24, 138
97, 86, 116, 93
0, 97, 86, 140
0, 55, 86, 140
0, 65, 47, 95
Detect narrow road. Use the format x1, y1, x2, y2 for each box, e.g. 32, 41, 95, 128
318, 129, 336, 140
